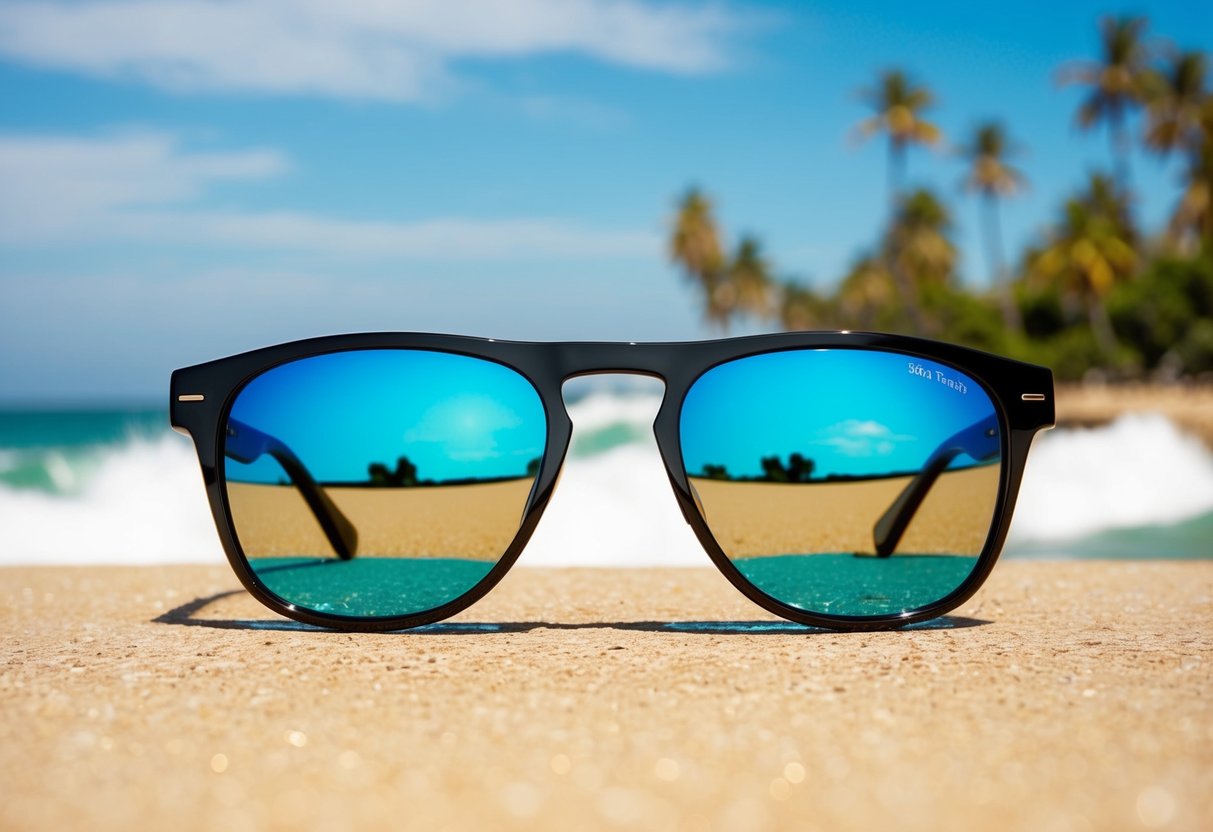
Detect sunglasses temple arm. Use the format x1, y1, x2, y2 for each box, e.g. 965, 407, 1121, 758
224, 418, 359, 560
872, 414, 1000, 557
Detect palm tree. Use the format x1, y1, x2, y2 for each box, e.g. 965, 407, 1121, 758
1142, 50, 1212, 252
703, 279, 737, 330
958, 121, 1027, 332
1169, 107, 1213, 250
853, 69, 942, 334
670, 187, 727, 328
1143, 50, 1207, 157
884, 189, 956, 336
1028, 174, 1137, 361
887, 188, 956, 310
777, 280, 827, 332
727, 235, 775, 321
1082, 172, 1138, 241
836, 255, 896, 331
1057, 15, 1152, 191
854, 69, 943, 211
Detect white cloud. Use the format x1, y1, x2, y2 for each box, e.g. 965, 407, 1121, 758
0, 131, 286, 241
0, 0, 752, 101
838, 420, 891, 439
813, 419, 915, 458
403, 394, 529, 461
0, 130, 658, 259
117, 212, 658, 259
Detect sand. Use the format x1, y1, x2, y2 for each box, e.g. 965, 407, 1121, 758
1, 562, 1209, 832
692, 465, 999, 557
228, 479, 534, 559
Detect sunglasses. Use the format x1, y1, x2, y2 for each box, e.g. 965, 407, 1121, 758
171, 332, 1054, 632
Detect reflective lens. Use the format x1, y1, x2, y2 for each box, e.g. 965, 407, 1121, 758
223, 349, 546, 619
680, 349, 1002, 618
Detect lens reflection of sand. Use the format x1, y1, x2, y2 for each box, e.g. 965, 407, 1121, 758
227, 479, 534, 559
691, 465, 1001, 557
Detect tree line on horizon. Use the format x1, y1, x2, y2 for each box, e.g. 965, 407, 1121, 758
352, 455, 541, 487
669, 15, 1213, 381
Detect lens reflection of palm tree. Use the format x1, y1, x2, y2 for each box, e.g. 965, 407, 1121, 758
697, 454, 816, 484
760, 453, 815, 483
368, 456, 418, 487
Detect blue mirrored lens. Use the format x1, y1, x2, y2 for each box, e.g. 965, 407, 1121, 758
223, 349, 546, 619
680, 349, 1001, 617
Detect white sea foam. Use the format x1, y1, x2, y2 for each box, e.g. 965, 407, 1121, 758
565, 390, 666, 434
521, 391, 707, 566
0, 436, 224, 565
1007, 412, 1213, 544
1, 396, 1211, 564
522, 441, 708, 567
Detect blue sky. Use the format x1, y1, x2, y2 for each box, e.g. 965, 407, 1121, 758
0, 0, 1209, 403
229, 350, 546, 483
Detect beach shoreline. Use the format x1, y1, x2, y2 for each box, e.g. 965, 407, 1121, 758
2, 562, 1209, 831
1056, 382, 1213, 447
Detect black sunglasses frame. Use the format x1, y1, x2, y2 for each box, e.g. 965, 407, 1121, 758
171, 331, 1054, 632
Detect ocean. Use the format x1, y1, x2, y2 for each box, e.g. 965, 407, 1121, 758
1, 393, 1210, 565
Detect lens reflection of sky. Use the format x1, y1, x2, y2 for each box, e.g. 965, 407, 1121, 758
227, 350, 546, 484
680, 349, 998, 480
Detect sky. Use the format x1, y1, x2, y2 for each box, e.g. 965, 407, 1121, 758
228, 349, 546, 483
0, 0, 1209, 403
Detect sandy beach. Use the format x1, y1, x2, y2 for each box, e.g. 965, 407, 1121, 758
1, 562, 1209, 832
692, 465, 999, 557
229, 479, 534, 559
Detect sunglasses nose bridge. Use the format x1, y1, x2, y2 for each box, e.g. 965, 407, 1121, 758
531, 371, 697, 518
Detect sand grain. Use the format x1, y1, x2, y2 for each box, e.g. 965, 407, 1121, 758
1, 562, 1209, 832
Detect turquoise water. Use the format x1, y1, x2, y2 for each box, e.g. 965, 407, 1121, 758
0, 408, 166, 448
1008, 512, 1213, 560
0, 400, 626, 495
734, 554, 979, 617
250, 557, 495, 618
0, 407, 166, 493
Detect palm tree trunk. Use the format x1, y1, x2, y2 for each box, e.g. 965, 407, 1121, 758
1087, 294, 1119, 363
1110, 104, 1133, 193
982, 193, 1023, 333
888, 138, 905, 215
886, 138, 927, 334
